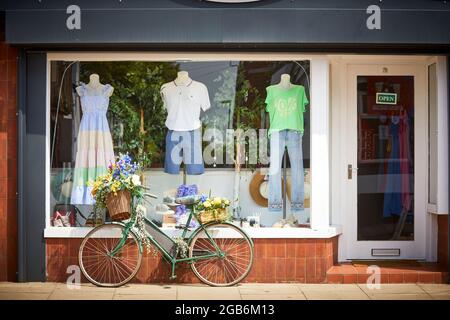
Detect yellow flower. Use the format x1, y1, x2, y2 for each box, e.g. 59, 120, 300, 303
224, 200, 230, 205
203, 201, 211, 208
213, 197, 222, 205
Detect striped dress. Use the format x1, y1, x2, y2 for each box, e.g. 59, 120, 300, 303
71, 83, 115, 205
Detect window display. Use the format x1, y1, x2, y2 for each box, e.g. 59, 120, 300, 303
49, 60, 311, 229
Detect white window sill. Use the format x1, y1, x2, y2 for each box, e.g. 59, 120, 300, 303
44, 225, 342, 239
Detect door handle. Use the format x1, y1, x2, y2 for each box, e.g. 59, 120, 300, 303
348, 164, 358, 180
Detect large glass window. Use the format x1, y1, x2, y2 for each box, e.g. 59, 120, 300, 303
49, 59, 311, 229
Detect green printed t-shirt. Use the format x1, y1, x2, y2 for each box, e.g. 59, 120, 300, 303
265, 84, 309, 136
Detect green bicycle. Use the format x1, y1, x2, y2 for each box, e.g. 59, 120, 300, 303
78, 193, 254, 287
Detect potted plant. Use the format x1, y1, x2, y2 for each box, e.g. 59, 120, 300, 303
90, 153, 144, 221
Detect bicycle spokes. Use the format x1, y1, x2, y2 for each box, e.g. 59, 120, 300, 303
79, 224, 142, 287
189, 224, 253, 286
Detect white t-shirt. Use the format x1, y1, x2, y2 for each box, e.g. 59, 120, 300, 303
161, 80, 211, 131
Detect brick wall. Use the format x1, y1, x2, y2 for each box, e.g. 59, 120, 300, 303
47, 237, 339, 284
0, 13, 18, 281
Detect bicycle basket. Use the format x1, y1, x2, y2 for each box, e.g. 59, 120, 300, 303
195, 208, 230, 224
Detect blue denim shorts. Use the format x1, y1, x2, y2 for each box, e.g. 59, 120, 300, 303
164, 129, 205, 175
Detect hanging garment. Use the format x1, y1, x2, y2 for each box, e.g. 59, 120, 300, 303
265, 84, 309, 136
161, 80, 211, 131
399, 111, 412, 211
376, 120, 389, 193
164, 128, 205, 175
70, 83, 115, 205
383, 118, 403, 217
268, 130, 305, 212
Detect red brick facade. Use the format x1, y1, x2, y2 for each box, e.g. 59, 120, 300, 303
438, 215, 448, 269
47, 237, 338, 283
0, 15, 18, 282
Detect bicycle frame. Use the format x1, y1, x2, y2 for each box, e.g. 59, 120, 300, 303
109, 206, 249, 279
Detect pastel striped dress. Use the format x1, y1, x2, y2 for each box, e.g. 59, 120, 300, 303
71, 83, 115, 205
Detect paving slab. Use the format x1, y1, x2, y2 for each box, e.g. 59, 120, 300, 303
417, 284, 450, 295
358, 283, 426, 295
298, 284, 362, 291
241, 294, 306, 300
0, 282, 57, 294
238, 283, 301, 295
113, 293, 176, 300
49, 284, 115, 300
54, 283, 114, 291
428, 294, 450, 300
0, 292, 51, 300
368, 293, 432, 300
299, 284, 369, 300
115, 284, 176, 296
177, 284, 241, 300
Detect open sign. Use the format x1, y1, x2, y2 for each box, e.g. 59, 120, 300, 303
376, 92, 397, 105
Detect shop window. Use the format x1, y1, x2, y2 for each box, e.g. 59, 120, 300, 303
49, 59, 311, 229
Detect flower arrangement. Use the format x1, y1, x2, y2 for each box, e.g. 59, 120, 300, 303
174, 205, 199, 228
173, 236, 189, 259
194, 196, 231, 223
173, 184, 200, 228
90, 153, 143, 209
176, 184, 198, 198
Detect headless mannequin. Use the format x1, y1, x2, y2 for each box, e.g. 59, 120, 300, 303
76, 74, 114, 97
277, 74, 293, 90
173, 71, 192, 86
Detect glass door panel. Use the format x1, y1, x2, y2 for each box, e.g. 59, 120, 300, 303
357, 76, 414, 241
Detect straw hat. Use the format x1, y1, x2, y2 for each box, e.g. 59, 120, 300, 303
249, 171, 291, 207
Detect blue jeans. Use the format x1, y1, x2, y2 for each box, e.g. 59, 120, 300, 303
268, 130, 304, 212
164, 129, 205, 175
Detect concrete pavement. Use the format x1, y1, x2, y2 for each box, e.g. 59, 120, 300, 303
0, 282, 449, 300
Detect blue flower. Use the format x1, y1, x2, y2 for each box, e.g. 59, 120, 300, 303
177, 184, 198, 197
175, 205, 187, 216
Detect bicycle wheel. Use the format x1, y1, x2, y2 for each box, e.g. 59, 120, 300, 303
189, 222, 253, 286
78, 223, 142, 287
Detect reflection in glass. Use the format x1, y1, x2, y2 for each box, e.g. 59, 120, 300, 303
357, 76, 414, 241
49, 60, 311, 228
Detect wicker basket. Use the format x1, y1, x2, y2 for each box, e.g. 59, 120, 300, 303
106, 190, 131, 221
196, 208, 230, 224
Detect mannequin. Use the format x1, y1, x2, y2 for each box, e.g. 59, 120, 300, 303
71, 73, 115, 205
76, 74, 114, 97
277, 73, 293, 90
160, 71, 211, 175
173, 71, 193, 86
265, 72, 309, 224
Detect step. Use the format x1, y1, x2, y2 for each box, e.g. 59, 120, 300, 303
326, 262, 448, 284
